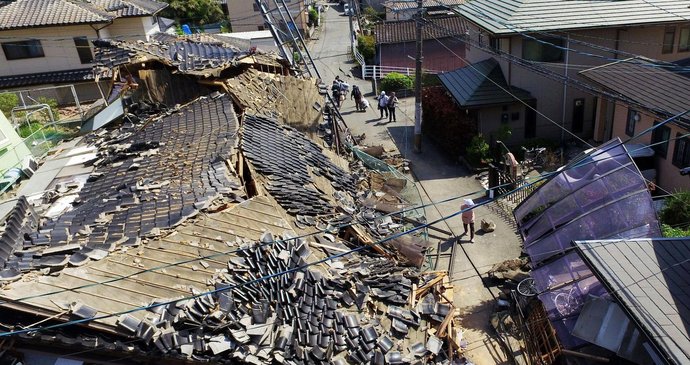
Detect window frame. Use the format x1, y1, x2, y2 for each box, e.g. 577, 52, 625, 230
73, 36, 93, 64
522, 37, 565, 63
662, 27, 676, 54
672, 132, 690, 167
2, 39, 45, 60
679, 26, 690, 52
650, 121, 670, 159
625, 109, 638, 137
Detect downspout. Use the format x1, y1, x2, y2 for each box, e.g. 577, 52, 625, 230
507, 37, 512, 87
560, 33, 570, 163
614, 29, 622, 59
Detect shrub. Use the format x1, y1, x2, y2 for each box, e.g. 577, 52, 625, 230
363, 6, 384, 22
0, 93, 18, 117
660, 191, 690, 233
308, 8, 318, 26
380, 72, 413, 92
356, 34, 375, 64
38, 96, 60, 121
466, 134, 491, 166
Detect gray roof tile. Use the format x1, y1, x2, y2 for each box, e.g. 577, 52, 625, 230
576, 238, 690, 365
579, 57, 690, 124
374, 16, 467, 44
0, 0, 166, 30
456, 0, 690, 35
438, 57, 533, 107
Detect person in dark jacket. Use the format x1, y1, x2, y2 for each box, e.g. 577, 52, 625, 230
351, 85, 363, 111
387, 91, 398, 122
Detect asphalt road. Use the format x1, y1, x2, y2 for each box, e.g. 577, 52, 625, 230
308, 5, 523, 364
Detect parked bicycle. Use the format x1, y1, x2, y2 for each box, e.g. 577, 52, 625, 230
520, 146, 547, 172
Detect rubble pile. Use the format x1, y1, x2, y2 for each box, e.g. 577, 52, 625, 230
111, 231, 459, 364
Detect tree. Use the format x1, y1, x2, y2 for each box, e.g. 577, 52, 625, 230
161, 0, 225, 26
659, 191, 690, 237
356, 35, 375, 64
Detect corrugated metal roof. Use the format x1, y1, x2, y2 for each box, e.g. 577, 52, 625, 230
438, 57, 533, 107
455, 0, 690, 35
0, 0, 166, 30
579, 57, 690, 123
575, 238, 690, 365
374, 15, 467, 44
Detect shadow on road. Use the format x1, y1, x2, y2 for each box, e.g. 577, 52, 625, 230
387, 125, 470, 181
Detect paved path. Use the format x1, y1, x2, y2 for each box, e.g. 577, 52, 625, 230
309, 5, 523, 364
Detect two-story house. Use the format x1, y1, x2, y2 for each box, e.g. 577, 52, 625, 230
0, 0, 167, 103
225, 1, 311, 35
580, 57, 690, 193
451, 0, 690, 145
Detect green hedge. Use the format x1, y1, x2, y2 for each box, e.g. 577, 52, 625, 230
380, 72, 413, 92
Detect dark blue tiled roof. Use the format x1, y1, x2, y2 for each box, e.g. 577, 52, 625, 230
438, 58, 533, 107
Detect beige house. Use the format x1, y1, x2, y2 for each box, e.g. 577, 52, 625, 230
226, 1, 311, 34
0, 0, 167, 102
453, 0, 690, 144
580, 58, 690, 193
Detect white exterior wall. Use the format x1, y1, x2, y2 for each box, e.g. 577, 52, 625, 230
106, 17, 153, 41
227, 1, 309, 33
0, 25, 99, 77
0, 17, 157, 79
0, 111, 32, 174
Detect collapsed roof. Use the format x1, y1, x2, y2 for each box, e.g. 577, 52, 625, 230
0, 35, 454, 364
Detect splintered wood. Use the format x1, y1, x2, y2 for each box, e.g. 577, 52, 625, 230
415, 271, 465, 360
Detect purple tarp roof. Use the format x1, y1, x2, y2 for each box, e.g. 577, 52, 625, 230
514, 138, 661, 347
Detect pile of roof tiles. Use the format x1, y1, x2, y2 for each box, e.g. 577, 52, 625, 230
93, 38, 250, 75
241, 115, 356, 215
107, 232, 451, 364
0, 95, 245, 282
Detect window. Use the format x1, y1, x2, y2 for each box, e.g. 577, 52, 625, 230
673, 133, 690, 167
73, 37, 93, 64
679, 26, 690, 52
2, 39, 44, 60
625, 109, 639, 137
662, 27, 675, 54
651, 122, 670, 158
522, 37, 564, 62
489, 36, 500, 51
511, 112, 520, 121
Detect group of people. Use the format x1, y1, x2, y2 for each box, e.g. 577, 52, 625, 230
331, 76, 399, 121
376, 91, 398, 123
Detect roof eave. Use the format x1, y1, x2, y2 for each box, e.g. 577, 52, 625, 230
0, 20, 112, 32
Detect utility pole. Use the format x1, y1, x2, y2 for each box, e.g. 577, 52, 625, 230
413, 0, 423, 153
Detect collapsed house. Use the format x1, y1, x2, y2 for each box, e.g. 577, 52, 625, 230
495, 139, 688, 365
0, 35, 462, 364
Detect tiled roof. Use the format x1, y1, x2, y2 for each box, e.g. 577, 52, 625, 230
374, 15, 467, 44
579, 57, 690, 124
438, 58, 533, 107
89, 0, 167, 17
0, 95, 243, 281
0, 68, 98, 88
384, 0, 464, 11
0, 0, 166, 30
456, 0, 690, 35
93, 38, 249, 76
575, 238, 690, 365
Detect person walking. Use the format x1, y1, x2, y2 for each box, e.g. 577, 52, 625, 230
387, 91, 398, 122
377, 91, 388, 119
331, 80, 342, 108
351, 85, 363, 111
461, 199, 476, 243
